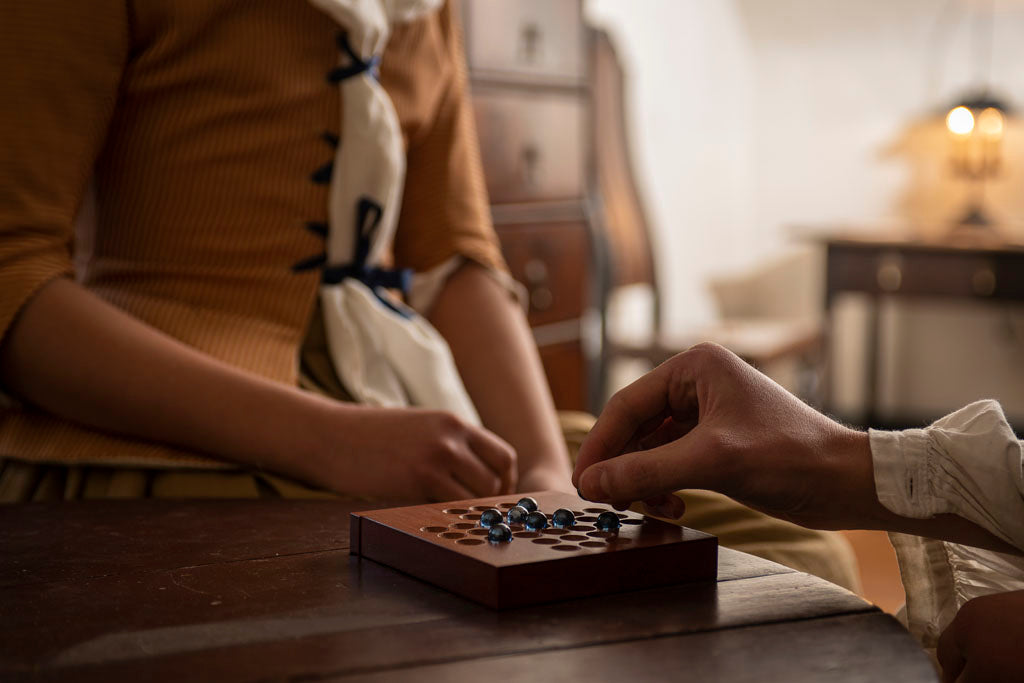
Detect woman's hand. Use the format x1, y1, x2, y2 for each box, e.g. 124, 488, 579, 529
314, 406, 517, 502
937, 590, 1024, 683
571, 342, 876, 529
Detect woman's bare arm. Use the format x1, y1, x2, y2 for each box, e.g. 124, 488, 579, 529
0, 277, 514, 500
429, 262, 572, 492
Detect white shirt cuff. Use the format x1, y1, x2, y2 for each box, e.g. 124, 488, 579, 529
870, 399, 1024, 551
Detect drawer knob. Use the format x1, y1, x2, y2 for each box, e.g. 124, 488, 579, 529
876, 261, 902, 292
524, 258, 548, 284
521, 144, 540, 189
530, 286, 553, 312
518, 23, 542, 64
972, 268, 997, 296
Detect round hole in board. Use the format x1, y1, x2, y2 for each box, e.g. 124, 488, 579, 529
561, 535, 587, 542
439, 532, 464, 539
509, 524, 524, 531
616, 513, 629, 520
470, 505, 495, 512
468, 528, 489, 536
580, 541, 607, 548
420, 526, 447, 533
541, 528, 566, 536
452, 523, 475, 530
459, 514, 482, 521
532, 538, 559, 545
498, 502, 517, 509
583, 508, 607, 514
514, 532, 539, 539
588, 531, 614, 539
457, 538, 485, 546
551, 545, 580, 552
444, 508, 470, 515
574, 525, 596, 532
621, 519, 644, 525
577, 516, 597, 523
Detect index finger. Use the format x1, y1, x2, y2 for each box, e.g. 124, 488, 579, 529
572, 363, 675, 489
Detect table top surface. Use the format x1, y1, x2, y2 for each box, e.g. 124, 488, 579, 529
0, 500, 937, 683
805, 228, 1024, 255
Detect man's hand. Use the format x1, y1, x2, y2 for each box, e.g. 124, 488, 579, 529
937, 590, 1024, 683
571, 342, 875, 529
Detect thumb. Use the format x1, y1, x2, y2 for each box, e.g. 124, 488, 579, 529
578, 427, 714, 505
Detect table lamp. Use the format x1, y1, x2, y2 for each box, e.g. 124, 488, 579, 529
944, 93, 1010, 230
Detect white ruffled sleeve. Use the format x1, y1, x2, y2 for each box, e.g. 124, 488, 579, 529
869, 399, 1024, 550
869, 400, 1024, 652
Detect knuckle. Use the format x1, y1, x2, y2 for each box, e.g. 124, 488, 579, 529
436, 411, 465, 434
607, 390, 640, 424
499, 443, 517, 469
684, 341, 728, 367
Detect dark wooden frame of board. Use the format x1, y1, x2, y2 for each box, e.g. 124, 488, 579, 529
350, 491, 718, 609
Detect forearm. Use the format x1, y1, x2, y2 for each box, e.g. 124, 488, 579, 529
429, 262, 571, 489
0, 278, 338, 485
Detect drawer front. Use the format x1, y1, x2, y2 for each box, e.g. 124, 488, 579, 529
827, 245, 1024, 301
538, 341, 587, 411
473, 91, 585, 204
462, 0, 584, 82
497, 221, 590, 327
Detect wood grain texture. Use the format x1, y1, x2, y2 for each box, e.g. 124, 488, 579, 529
495, 221, 590, 327
0, 500, 927, 683
0, 500, 369, 588
1, 556, 868, 681
351, 491, 717, 608
334, 612, 937, 683
537, 341, 588, 410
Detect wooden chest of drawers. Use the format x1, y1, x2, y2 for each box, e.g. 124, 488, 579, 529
461, 0, 596, 411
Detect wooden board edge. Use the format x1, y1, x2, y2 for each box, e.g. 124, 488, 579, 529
494, 534, 718, 609
358, 517, 499, 608
349, 513, 363, 556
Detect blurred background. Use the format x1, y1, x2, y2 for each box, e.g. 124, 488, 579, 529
459, 0, 1024, 616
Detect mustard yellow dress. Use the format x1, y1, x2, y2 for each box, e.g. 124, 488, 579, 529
0, 0, 858, 591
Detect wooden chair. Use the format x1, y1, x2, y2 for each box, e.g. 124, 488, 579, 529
589, 28, 823, 404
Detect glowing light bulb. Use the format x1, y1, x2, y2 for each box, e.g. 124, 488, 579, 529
977, 107, 1004, 139
946, 106, 975, 135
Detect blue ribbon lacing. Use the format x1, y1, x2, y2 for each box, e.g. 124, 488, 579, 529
292, 32, 412, 319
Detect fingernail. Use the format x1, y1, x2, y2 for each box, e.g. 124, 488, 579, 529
582, 468, 609, 501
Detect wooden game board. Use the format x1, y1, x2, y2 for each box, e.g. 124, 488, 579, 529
350, 491, 717, 609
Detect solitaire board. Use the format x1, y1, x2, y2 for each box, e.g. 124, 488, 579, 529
350, 491, 717, 609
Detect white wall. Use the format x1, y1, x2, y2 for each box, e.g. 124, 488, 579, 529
587, 0, 1024, 421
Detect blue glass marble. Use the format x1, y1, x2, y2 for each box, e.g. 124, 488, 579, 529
525, 511, 548, 531
506, 505, 529, 526
516, 497, 539, 513
595, 511, 622, 532
551, 508, 576, 528
479, 508, 503, 528
487, 523, 513, 543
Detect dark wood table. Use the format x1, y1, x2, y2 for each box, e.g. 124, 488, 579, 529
0, 501, 936, 682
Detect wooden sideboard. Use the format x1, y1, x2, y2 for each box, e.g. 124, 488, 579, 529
461, 0, 656, 413
823, 233, 1024, 428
